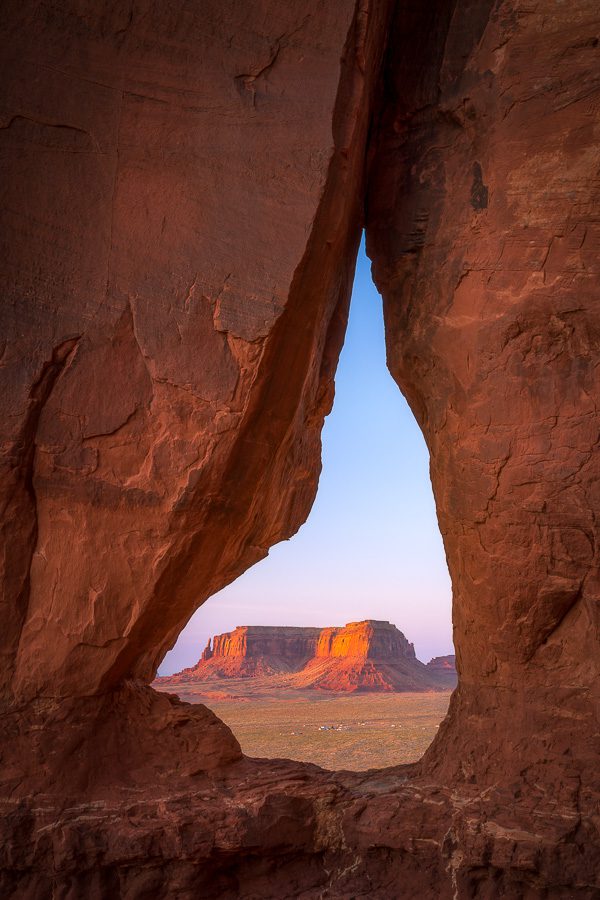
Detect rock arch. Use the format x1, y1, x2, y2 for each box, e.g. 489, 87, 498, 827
1, 0, 598, 896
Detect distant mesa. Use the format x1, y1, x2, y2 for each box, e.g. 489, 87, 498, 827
198, 625, 322, 677
158, 620, 456, 692
425, 654, 457, 688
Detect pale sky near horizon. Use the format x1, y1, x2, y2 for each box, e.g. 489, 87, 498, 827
159, 238, 453, 676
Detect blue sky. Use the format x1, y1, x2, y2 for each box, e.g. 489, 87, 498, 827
159, 239, 453, 675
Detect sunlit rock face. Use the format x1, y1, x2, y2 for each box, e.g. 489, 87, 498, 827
158, 620, 453, 690
302, 620, 447, 691
1, 0, 599, 897
314, 619, 415, 659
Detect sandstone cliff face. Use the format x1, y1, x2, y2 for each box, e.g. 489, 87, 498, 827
177, 625, 323, 678
314, 619, 416, 659
367, 0, 600, 790
207, 626, 321, 664
0, 0, 392, 703
301, 620, 447, 692
1, 0, 599, 897
159, 620, 452, 690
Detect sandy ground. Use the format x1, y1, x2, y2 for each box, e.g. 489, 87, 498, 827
155, 681, 452, 770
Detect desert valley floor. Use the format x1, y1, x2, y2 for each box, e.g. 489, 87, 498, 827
154, 682, 452, 770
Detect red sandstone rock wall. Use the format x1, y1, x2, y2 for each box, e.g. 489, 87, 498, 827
0, 0, 393, 703
209, 626, 322, 663
299, 621, 448, 691
367, 0, 600, 785
314, 619, 416, 659
173, 625, 323, 678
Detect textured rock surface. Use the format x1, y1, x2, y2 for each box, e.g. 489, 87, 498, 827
300, 620, 451, 691
0, 0, 391, 703
171, 625, 323, 678
367, 0, 600, 790
3, 754, 599, 899
426, 654, 456, 671
425, 655, 458, 689
158, 620, 454, 690
314, 618, 415, 659
1, 0, 600, 897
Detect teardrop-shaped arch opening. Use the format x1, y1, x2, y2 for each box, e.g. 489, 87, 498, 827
156, 238, 454, 770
